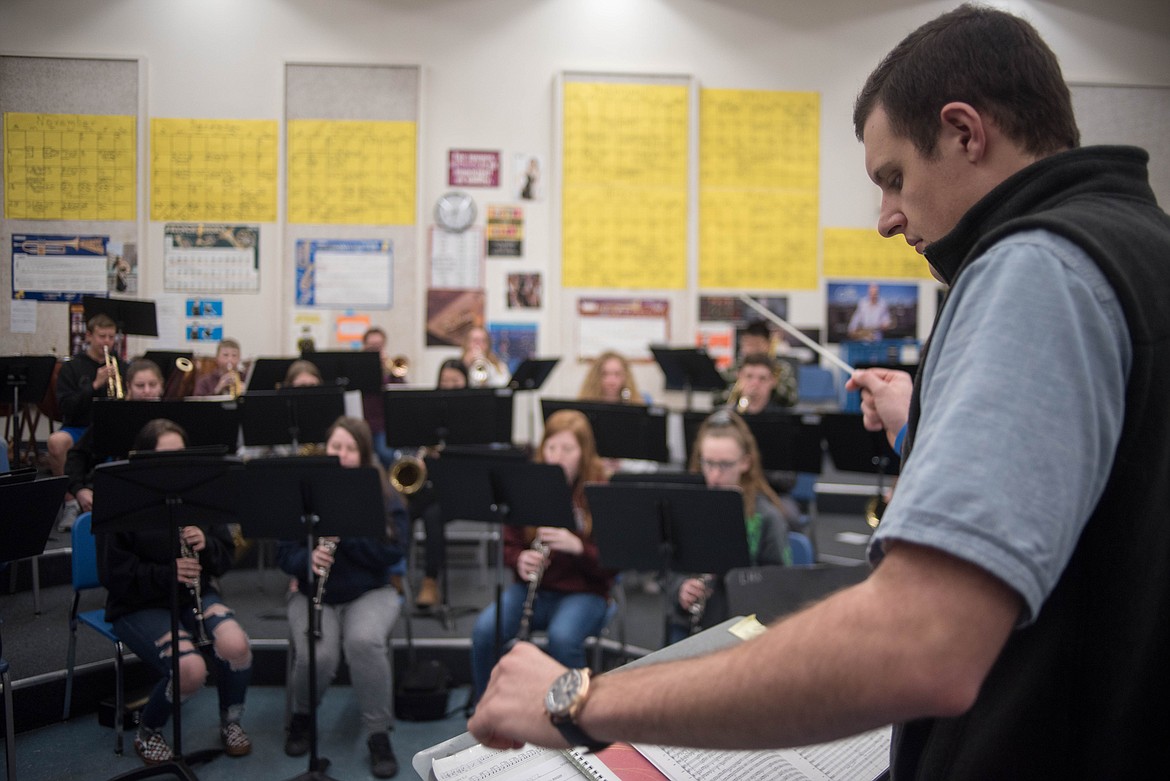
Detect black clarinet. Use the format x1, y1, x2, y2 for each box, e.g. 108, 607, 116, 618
688, 574, 715, 636
179, 528, 211, 647
312, 539, 339, 640
516, 540, 549, 642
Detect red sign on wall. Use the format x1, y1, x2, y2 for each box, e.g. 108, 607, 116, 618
448, 149, 501, 187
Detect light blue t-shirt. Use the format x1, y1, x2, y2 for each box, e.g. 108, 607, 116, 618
869, 229, 1131, 625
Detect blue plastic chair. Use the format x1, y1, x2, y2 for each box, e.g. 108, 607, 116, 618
797, 365, 838, 407
62, 512, 128, 755
787, 531, 815, 566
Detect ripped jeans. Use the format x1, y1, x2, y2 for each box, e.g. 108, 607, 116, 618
113, 591, 252, 730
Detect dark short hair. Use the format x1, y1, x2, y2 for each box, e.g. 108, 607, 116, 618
740, 353, 778, 374
853, 4, 1079, 157
742, 320, 772, 340
125, 359, 163, 386
363, 327, 386, 344
436, 358, 469, 387
86, 314, 117, 333
134, 418, 188, 450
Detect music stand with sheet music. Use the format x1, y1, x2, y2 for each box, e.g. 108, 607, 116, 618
650, 346, 727, 409
541, 398, 670, 462
91, 399, 241, 459
92, 452, 242, 781
243, 357, 299, 392
301, 350, 382, 394
238, 386, 345, 450
383, 388, 514, 448
234, 456, 388, 781
585, 482, 751, 644
681, 410, 825, 474
82, 295, 159, 337
0, 354, 56, 466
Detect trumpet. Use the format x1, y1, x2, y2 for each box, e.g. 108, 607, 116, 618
468, 358, 490, 388
311, 539, 339, 640
225, 361, 244, 398
517, 538, 550, 643
388, 448, 429, 496
688, 574, 715, 635
386, 355, 409, 380
179, 528, 211, 647
103, 345, 124, 399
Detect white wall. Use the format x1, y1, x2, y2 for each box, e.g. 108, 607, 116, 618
3, 0, 1169, 402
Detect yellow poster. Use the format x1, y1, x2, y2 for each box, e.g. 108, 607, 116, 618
699, 89, 819, 290
4, 112, 136, 221
822, 227, 934, 280
151, 118, 278, 222
562, 82, 689, 290
287, 119, 416, 225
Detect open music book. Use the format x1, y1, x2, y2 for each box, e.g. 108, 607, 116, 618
417, 617, 891, 781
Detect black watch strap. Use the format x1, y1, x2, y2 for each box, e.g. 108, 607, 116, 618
551, 719, 611, 753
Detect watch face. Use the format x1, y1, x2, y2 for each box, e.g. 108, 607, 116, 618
435, 191, 476, 232
545, 668, 584, 719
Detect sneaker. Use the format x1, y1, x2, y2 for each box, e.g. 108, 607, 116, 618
415, 576, 440, 608
134, 730, 174, 766
220, 721, 252, 757
56, 500, 80, 532
284, 712, 311, 757
367, 731, 399, 778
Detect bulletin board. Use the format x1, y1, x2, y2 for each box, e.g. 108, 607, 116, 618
283, 63, 420, 353
0, 54, 141, 354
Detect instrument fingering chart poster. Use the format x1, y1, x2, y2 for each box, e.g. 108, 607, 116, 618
150, 118, 278, 223
562, 80, 690, 290
3, 112, 137, 221
699, 89, 819, 290
287, 119, 417, 225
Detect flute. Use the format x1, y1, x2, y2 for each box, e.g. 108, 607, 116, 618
516, 539, 550, 642
179, 528, 211, 647
312, 539, 339, 640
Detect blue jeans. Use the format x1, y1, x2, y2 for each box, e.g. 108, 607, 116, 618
113, 592, 251, 730
471, 583, 609, 698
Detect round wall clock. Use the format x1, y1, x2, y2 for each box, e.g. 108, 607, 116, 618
434, 191, 477, 232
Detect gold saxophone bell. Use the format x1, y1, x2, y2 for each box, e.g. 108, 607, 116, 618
865, 494, 887, 529
175, 356, 194, 373
469, 358, 490, 388
389, 449, 428, 495
388, 355, 409, 379
103, 345, 124, 399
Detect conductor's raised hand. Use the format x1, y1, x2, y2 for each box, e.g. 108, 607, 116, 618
468, 642, 571, 750
845, 368, 913, 448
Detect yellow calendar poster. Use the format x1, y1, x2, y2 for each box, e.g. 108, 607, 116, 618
151, 118, 278, 222
699, 89, 819, 290
4, 112, 136, 221
287, 119, 416, 225
822, 227, 934, 280
562, 82, 689, 290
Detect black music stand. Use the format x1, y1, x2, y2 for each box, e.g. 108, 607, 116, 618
238, 387, 345, 450
82, 295, 159, 337
382, 388, 514, 448
507, 358, 558, 391
244, 357, 299, 392
681, 410, 824, 474
820, 412, 900, 476
724, 563, 870, 624
234, 456, 387, 781
650, 346, 726, 409
92, 452, 243, 781
302, 350, 382, 394
91, 399, 241, 459
541, 399, 671, 463
0, 354, 56, 467
585, 483, 751, 644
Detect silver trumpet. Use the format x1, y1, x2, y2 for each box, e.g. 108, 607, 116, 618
179, 528, 211, 647
516, 539, 550, 642
688, 574, 715, 635
312, 539, 339, 639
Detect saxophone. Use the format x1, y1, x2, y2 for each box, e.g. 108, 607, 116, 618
311, 539, 339, 639
179, 528, 211, 647
516, 538, 550, 642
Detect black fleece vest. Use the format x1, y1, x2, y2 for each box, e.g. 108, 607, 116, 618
893, 147, 1170, 780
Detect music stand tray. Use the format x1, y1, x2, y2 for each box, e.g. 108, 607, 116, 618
819, 412, 900, 475
541, 399, 670, 463
82, 295, 158, 337
238, 387, 345, 448
301, 351, 382, 394
0, 475, 67, 563
507, 358, 559, 391
383, 388, 514, 448
681, 410, 825, 474
91, 399, 240, 459
245, 357, 299, 392
0, 354, 57, 465
650, 346, 726, 393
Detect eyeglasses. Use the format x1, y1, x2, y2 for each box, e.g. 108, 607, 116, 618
699, 458, 742, 472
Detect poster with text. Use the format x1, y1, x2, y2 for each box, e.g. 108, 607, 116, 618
12, 234, 108, 302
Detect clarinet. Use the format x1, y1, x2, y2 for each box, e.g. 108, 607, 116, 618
516, 539, 550, 642
312, 539, 339, 640
178, 528, 211, 647
688, 574, 715, 636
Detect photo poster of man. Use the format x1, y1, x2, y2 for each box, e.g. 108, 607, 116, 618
107, 240, 137, 294
489, 322, 538, 374
12, 233, 108, 302
826, 281, 918, 343
513, 153, 543, 201
506, 272, 542, 309
426, 288, 485, 347
486, 205, 523, 257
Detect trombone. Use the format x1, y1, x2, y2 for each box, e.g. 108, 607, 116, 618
103, 346, 124, 399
